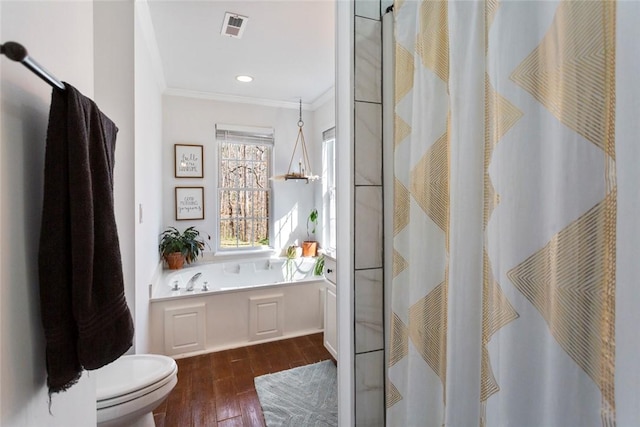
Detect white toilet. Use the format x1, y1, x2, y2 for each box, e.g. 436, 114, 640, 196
95, 354, 178, 427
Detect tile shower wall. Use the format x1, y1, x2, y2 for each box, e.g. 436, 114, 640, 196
353, 1, 391, 425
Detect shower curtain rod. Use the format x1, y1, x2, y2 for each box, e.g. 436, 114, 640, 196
1, 41, 65, 91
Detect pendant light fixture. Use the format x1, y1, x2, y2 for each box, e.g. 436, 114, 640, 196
272, 99, 318, 183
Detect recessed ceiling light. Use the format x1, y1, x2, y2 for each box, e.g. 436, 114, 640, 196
236, 75, 253, 83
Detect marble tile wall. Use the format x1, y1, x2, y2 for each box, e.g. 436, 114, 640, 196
353, 1, 386, 425
355, 187, 383, 269
355, 350, 385, 426
355, 17, 382, 103
355, 102, 382, 186
355, 268, 384, 353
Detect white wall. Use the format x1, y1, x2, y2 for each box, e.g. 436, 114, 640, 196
312, 93, 336, 244
162, 95, 323, 254
313, 93, 336, 174
134, 6, 164, 354
93, 0, 136, 349
336, 1, 356, 425
0, 2, 97, 426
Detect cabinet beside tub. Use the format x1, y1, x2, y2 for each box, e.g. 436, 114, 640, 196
323, 254, 338, 360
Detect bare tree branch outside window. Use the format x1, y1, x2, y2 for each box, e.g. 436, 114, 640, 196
218, 141, 270, 248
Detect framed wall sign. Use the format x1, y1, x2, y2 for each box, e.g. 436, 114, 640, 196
175, 144, 203, 178
175, 187, 204, 220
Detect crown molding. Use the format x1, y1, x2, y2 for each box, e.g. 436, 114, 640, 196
311, 87, 335, 110
163, 86, 335, 111
163, 87, 311, 110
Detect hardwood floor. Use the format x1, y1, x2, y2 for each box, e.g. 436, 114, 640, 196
153, 333, 334, 427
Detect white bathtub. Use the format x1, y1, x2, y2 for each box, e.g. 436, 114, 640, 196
152, 257, 318, 300
149, 256, 327, 357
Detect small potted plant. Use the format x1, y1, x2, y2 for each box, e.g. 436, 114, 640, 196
285, 244, 298, 281
301, 208, 319, 257
159, 226, 206, 269
313, 254, 325, 276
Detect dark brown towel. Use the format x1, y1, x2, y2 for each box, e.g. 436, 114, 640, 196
38, 83, 134, 394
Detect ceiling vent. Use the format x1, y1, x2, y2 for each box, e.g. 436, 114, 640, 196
221, 12, 249, 38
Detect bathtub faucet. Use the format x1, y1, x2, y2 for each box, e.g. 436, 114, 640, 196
185, 272, 202, 291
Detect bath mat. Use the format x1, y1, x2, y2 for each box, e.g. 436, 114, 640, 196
254, 360, 337, 427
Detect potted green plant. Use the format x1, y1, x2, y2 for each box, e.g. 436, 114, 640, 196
285, 244, 298, 281
313, 254, 325, 276
302, 208, 319, 257
159, 226, 206, 269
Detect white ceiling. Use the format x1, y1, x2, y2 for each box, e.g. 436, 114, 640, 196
146, 0, 335, 108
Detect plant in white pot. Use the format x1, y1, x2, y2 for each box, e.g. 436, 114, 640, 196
302, 208, 319, 257
158, 226, 206, 269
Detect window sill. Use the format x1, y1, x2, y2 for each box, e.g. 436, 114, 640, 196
202, 248, 277, 262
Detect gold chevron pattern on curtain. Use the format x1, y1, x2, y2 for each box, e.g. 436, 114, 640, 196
408, 279, 448, 382
480, 252, 519, 402
393, 178, 410, 237
410, 132, 449, 233
389, 0, 617, 426
483, 78, 523, 227
507, 3, 617, 423
416, 0, 449, 82
510, 1, 617, 160
480, 2, 523, 425
387, 0, 450, 425
507, 191, 617, 418
395, 43, 414, 104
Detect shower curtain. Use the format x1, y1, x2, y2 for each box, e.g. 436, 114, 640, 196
387, 1, 634, 426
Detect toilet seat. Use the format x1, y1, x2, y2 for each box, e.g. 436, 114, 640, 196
96, 354, 177, 409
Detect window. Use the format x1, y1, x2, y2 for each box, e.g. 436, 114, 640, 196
322, 127, 336, 253
216, 125, 273, 250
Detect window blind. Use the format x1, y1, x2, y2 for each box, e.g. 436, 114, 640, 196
322, 126, 336, 141
216, 124, 274, 145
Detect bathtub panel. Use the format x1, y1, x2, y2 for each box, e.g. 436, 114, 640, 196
205, 282, 324, 352
150, 268, 325, 357
249, 294, 284, 341
206, 291, 252, 350
163, 304, 206, 356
